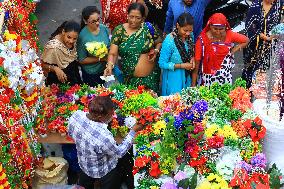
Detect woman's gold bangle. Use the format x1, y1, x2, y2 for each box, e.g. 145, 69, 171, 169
107, 62, 114, 69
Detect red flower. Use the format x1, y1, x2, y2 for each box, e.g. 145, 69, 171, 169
254, 116, 262, 126
152, 152, 160, 159
132, 167, 139, 175
134, 156, 151, 168
243, 119, 252, 129
149, 161, 161, 178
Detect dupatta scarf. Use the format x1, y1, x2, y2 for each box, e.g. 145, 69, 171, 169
119, 23, 156, 76
244, 0, 283, 70
198, 13, 232, 74
116, 23, 160, 92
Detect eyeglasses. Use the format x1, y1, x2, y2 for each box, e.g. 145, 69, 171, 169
88, 18, 101, 24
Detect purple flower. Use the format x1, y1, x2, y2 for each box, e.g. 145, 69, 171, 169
174, 171, 187, 182
174, 116, 184, 130
251, 153, 267, 168
192, 100, 208, 115
160, 182, 178, 189
237, 161, 252, 173
116, 114, 125, 126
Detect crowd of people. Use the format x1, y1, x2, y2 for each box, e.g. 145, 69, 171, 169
40, 0, 283, 188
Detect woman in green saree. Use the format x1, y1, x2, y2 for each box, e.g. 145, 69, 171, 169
104, 2, 162, 92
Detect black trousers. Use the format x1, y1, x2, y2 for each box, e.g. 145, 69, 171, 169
117, 149, 134, 189
78, 167, 120, 189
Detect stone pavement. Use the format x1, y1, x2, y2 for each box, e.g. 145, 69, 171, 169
35, 0, 244, 81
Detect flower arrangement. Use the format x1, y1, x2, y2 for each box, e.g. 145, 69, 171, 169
0, 163, 11, 189
0, 19, 44, 188
42, 80, 282, 188
85, 41, 108, 58
133, 151, 162, 178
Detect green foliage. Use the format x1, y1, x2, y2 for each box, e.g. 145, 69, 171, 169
121, 93, 158, 115
233, 78, 247, 89
268, 164, 284, 189
136, 177, 161, 189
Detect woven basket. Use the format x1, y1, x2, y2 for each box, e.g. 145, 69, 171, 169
253, 99, 284, 174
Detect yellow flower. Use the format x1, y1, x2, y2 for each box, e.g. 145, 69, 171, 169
153, 120, 167, 135
218, 125, 238, 139
205, 124, 219, 138
196, 180, 211, 189
150, 186, 159, 189
3, 30, 18, 40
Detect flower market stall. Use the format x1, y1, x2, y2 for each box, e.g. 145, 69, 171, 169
0, 0, 44, 188
39, 79, 283, 188
0, 0, 283, 188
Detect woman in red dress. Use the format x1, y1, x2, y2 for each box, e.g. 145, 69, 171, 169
101, 0, 147, 31
192, 13, 249, 87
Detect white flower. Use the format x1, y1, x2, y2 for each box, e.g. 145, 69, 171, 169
100, 75, 115, 82
124, 116, 136, 128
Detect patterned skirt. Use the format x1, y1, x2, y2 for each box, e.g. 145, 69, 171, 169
202, 54, 235, 86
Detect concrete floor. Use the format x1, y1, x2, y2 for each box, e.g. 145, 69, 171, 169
35, 0, 244, 80
36, 0, 101, 46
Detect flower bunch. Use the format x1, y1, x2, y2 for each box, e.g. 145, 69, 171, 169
85, 41, 108, 58
229, 168, 270, 189
197, 173, 231, 189
231, 120, 248, 138
152, 120, 167, 135
158, 94, 185, 114
121, 92, 158, 116
229, 87, 252, 113
133, 152, 162, 178
216, 149, 242, 181
0, 163, 11, 189
135, 107, 160, 136
243, 117, 266, 142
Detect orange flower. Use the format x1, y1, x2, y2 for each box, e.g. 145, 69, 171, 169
57, 106, 67, 114
69, 104, 79, 111
80, 96, 88, 105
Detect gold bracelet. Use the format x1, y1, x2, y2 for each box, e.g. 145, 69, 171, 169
48, 65, 51, 72
107, 62, 114, 69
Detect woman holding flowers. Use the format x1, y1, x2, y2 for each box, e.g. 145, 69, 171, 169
159, 13, 195, 96
77, 6, 110, 87
41, 21, 82, 86
192, 13, 249, 87
104, 3, 162, 92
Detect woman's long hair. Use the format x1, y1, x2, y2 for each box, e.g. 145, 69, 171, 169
49, 20, 80, 40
